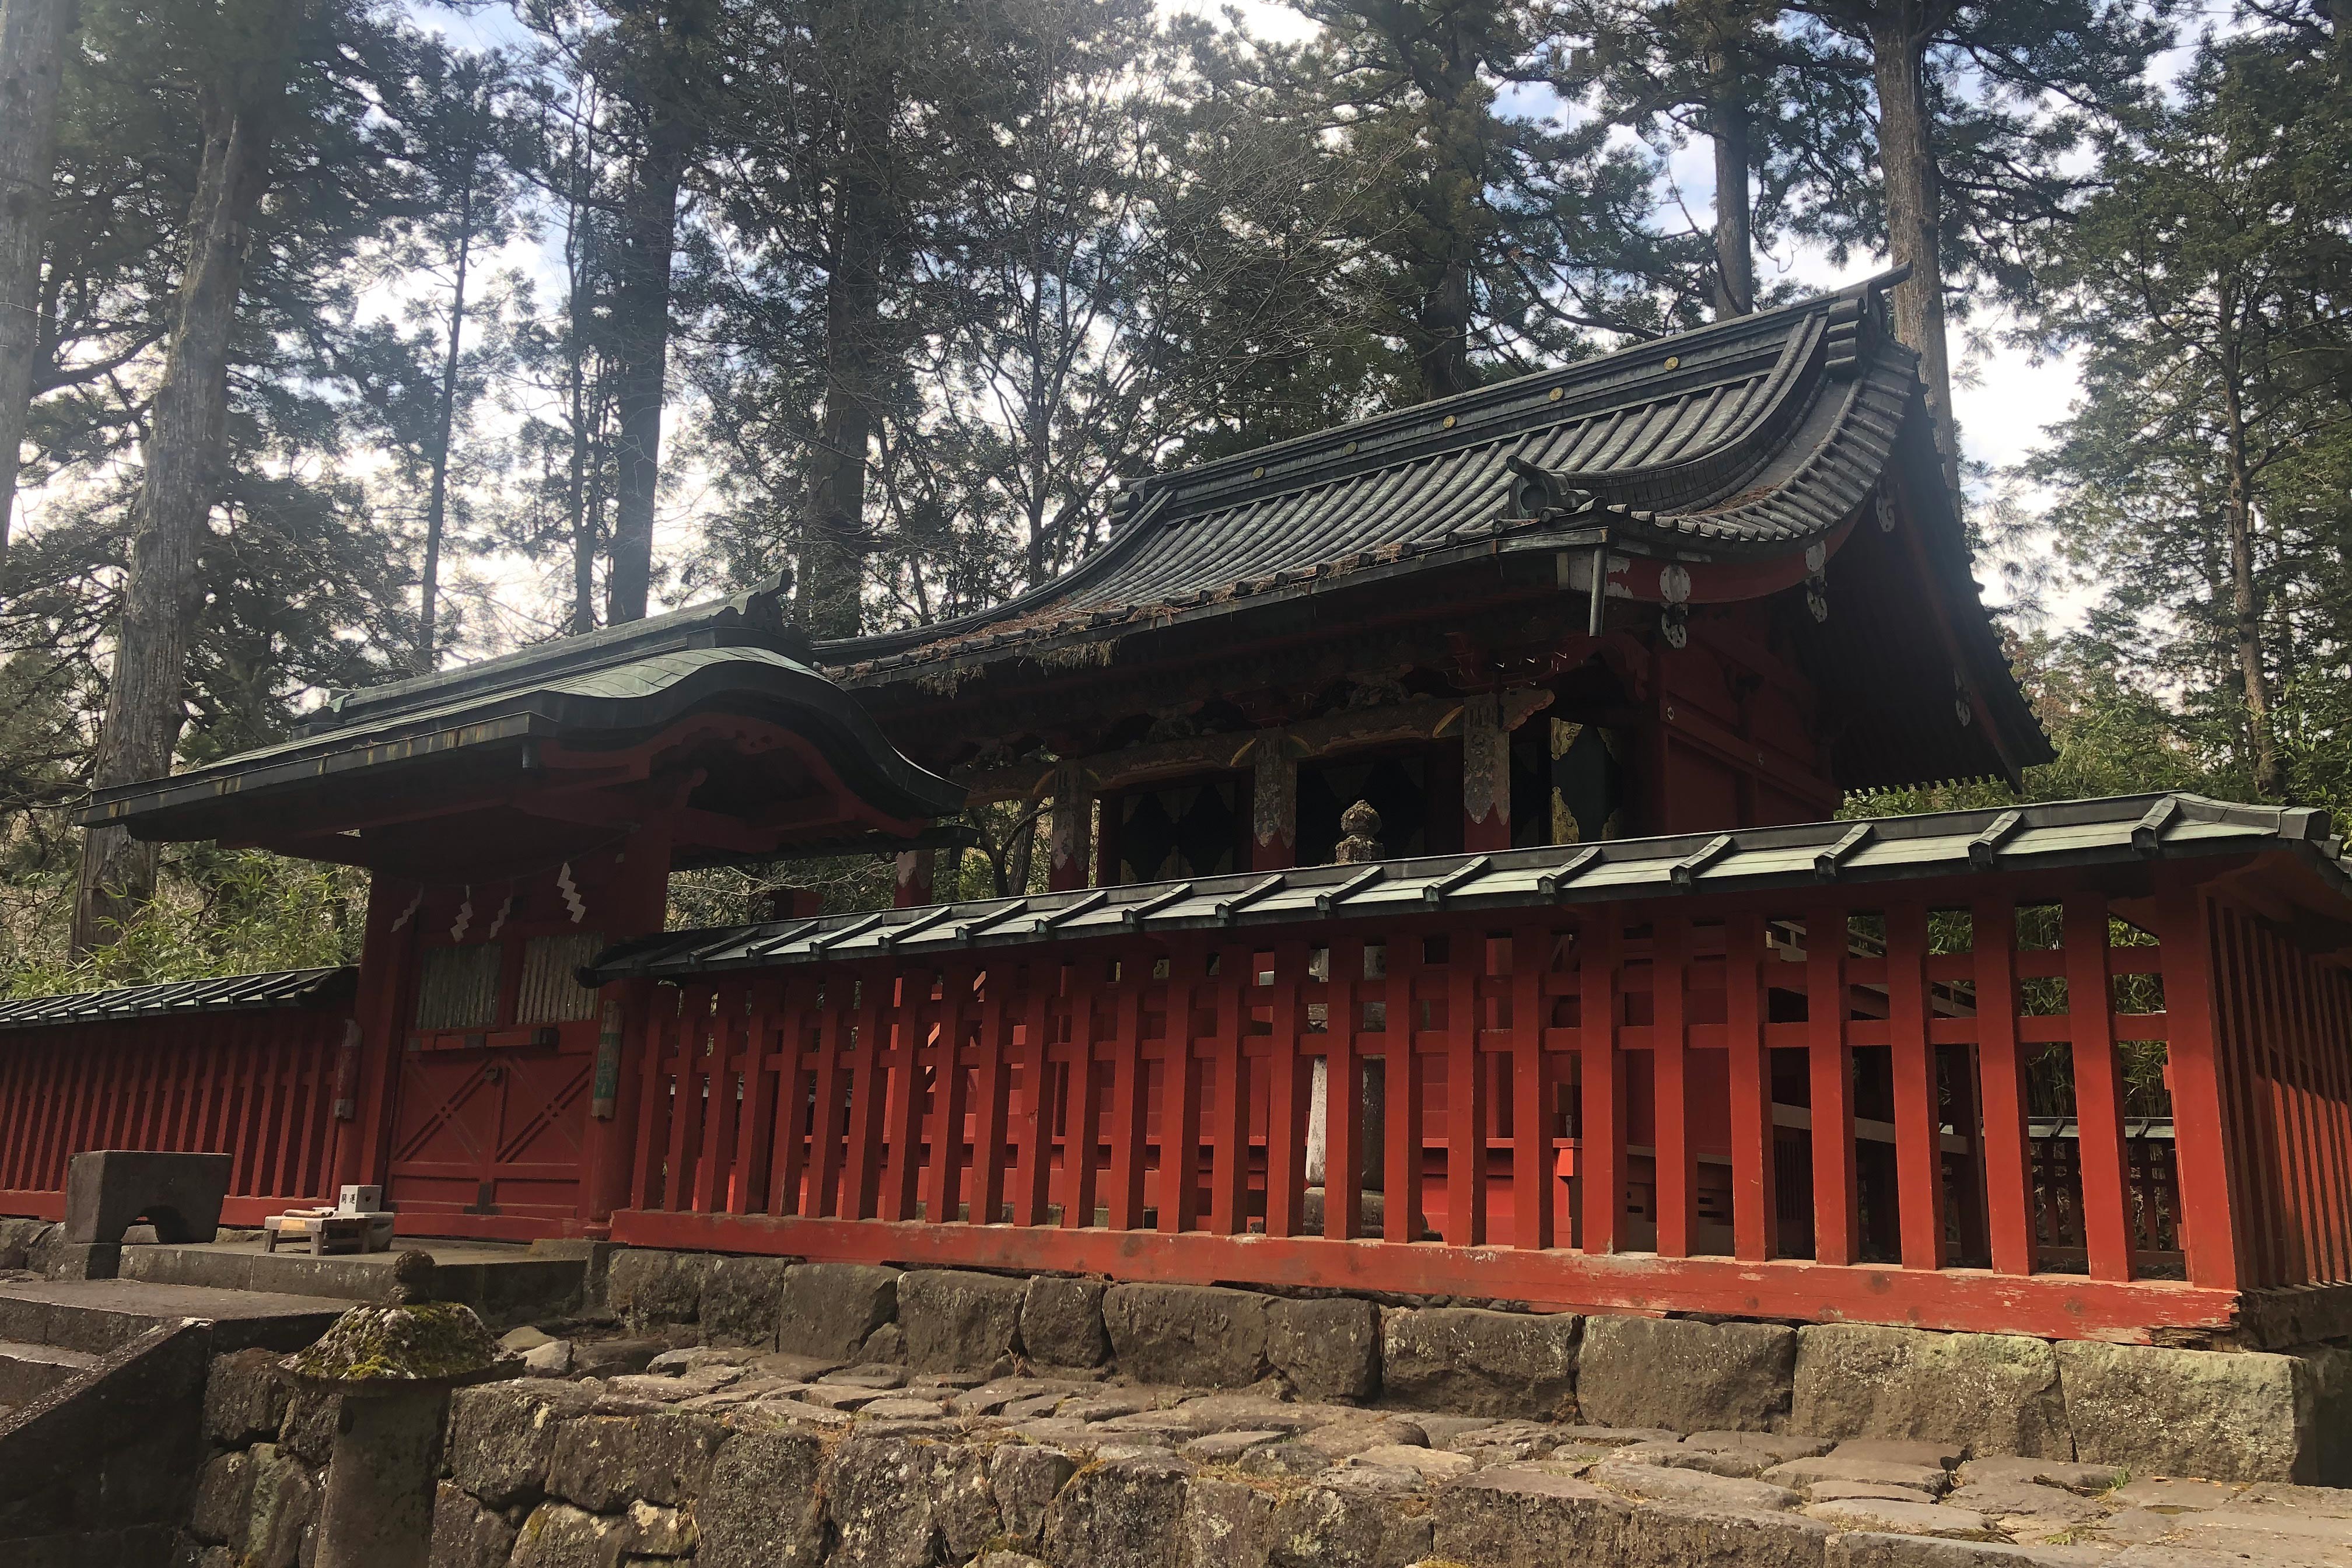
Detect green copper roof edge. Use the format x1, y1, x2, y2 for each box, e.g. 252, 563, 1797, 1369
581, 793, 2344, 984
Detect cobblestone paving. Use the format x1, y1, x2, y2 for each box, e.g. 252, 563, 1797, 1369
390, 1338, 2352, 1567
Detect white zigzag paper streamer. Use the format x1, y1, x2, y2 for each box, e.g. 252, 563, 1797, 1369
389, 887, 424, 932
558, 862, 586, 924
486, 891, 514, 940
450, 888, 473, 943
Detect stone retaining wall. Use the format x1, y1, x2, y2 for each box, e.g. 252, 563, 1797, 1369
607, 1250, 2352, 1487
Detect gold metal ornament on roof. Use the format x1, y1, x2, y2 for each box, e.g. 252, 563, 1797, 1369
1441, 414, 1457, 429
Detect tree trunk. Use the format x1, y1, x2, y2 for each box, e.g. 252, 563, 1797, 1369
1708, 43, 1755, 318
74, 79, 281, 954
417, 166, 474, 670
1868, 6, 1962, 497
564, 114, 597, 636
0, 0, 75, 572
797, 51, 891, 640
1414, 258, 1473, 401
2220, 327, 2284, 801
603, 111, 686, 625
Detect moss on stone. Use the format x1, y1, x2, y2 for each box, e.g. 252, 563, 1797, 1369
285, 1301, 503, 1384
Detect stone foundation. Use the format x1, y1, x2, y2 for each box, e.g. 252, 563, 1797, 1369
606, 1250, 2352, 1487
150, 1246, 2352, 1568
405, 1350, 2352, 1568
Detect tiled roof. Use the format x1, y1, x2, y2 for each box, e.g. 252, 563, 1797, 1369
826, 276, 1924, 676
81, 576, 964, 838
0, 967, 356, 1031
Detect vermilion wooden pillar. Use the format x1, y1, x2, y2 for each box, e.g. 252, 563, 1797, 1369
338, 875, 420, 1195
2154, 873, 2246, 1291
578, 813, 677, 1231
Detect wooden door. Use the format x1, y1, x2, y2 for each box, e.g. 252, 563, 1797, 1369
386, 926, 606, 1237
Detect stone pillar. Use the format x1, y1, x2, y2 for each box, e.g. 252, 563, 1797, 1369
316, 1389, 443, 1568
1252, 734, 1297, 869
893, 848, 935, 908
286, 1254, 513, 1568
1462, 692, 1511, 853
1304, 1056, 1386, 1191
1048, 762, 1094, 892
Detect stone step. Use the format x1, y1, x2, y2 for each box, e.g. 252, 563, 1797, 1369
0, 1339, 97, 1404
0, 1279, 346, 1356
118, 1236, 595, 1329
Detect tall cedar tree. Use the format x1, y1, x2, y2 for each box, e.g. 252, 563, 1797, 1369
1786, 0, 2172, 495
403, 51, 528, 668
899, 3, 1388, 596
0, 0, 78, 572
66, 0, 456, 950
697, 0, 1006, 638
2024, 27, 2352, 803
596, 0, 719, 625
1281, 0, 1699, 402
74, 0, 306, 953
1558, 1, 1868, 318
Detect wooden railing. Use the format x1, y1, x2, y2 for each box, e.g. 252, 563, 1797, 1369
0, 1008, 348, 1226
610, 872, 2339, 1339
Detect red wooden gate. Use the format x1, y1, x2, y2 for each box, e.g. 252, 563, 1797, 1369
383, 921, 607, 1238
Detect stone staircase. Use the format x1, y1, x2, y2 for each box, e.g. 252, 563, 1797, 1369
0, 1279, 347, 1566
0, 1339, 96, 1416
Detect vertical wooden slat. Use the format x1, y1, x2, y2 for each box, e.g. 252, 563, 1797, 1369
1159, 951, 1205, 1235
768, 980, 812, 1217
225, 1028, 264, 1199
1885, 902, 1946, 1271
1808, 905, 1859, 1266
1579, 916, 1623, 1255
735, 976, 781, 1216
1210, 946, 1251, 1236
970, 966, 1012, 1226
1010, 970, 1056, 1228
1265, 941, 1310, 1238
2247, 921, 2313, 1280
1105, 961, 1149, 1230
1509, 923, 1553, 1251
2262, 926, 2324, 1281
2314, 965, 2352, 1279
1063, 962, 1103, 1230
1972, 900, 2036, 1276
2239, 909, 2292, 1285
878, 971, 929, 1223
1383, 935, 1426, 1245
2063, 894, 2134, 1282
2290, 940, 2351, 1282
1725, 911, 1776, 1261
1443, 935, 1487, 1247
807, 974, 853, 1219
694, 980, 745, 1214
920, 967, 974, 1224
281, 1021, 320, 1200
2287, 927, 2346, 1281
1325, 937, 1363, 1242
842, 971, 892, 1221
663, 989, 709, 1214
1651, 912, 1691, 1258
2209, 907, 2277, 1284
